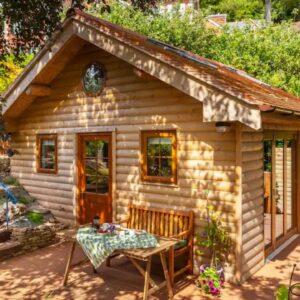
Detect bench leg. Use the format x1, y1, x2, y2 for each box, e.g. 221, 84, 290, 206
168, 246, 175, 286
143, 257, 152, 300
62, 241, 76, 286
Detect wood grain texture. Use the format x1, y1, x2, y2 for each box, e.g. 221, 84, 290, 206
240, 126, 264, 282
10, 44, 240, 280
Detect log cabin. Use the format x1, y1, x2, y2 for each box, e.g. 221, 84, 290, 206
2, 9, 300, 284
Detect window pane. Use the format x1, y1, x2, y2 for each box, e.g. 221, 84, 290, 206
85, 140, 107, 158
275, 139, 284, 239
147, 138, 160, 156
84, 139, 109, 194
85, 175, 97, 193
147, 157, 160, 176
263, 140, 272, 248
98, 175, 109, 194
161, 158, 172, 177
160, 137, 172, 156
83, 63, 105, 95
85, 158, 97, 176
40, 139, 55, 170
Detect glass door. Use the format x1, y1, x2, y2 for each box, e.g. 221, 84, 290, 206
264, 133, 297, 255
77, 133, 112, 225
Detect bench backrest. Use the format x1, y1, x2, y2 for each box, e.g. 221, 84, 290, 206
126, 204, 194, 239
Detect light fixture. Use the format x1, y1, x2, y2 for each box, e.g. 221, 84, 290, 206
215, 122, 231, 133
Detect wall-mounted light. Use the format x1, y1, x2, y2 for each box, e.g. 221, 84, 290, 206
215, 122, 231, 133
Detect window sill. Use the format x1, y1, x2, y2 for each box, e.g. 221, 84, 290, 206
36, 171, 58, 176
140, 181, 179, 188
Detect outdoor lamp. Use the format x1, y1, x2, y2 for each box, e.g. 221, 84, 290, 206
215, 122, 231, 133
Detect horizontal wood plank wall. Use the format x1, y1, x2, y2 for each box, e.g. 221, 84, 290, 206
241, 125, 264, 282
10, 44, 238, 279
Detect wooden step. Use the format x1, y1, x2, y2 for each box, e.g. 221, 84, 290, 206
0, 241, 21, 260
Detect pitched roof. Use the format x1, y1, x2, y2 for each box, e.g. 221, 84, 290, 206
2, 9, 300, 129
74, 10, 300, 113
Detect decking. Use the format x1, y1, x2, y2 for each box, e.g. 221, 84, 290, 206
0, 238, 300, 299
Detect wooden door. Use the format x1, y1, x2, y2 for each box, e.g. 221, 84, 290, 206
264, 132, 298, 255
77, 133, 112, 225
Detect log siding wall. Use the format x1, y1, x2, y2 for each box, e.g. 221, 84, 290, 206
241, 125, 264, 281
11, 44, 241, 280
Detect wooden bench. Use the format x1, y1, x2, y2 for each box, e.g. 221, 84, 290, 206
107, 204, 194, 284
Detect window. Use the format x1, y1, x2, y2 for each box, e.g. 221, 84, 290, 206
37, 135, 57, 174
82, 62, 106, 96
141, 131, 177, 184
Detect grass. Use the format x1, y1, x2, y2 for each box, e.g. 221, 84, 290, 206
0, 197, 5, 205
2, 176, 19, 186
26, 211, 44, 225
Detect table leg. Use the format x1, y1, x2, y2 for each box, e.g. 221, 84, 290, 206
143, 256, 152, 300
128, 257, 156, 288
160, 251, 174, 299
168, 245, 175, 286
62, 241, 76, 287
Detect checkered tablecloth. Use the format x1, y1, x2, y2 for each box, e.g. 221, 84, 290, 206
76, 227, 159, 268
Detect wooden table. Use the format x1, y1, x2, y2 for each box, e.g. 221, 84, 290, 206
62, 232, 177, 300
117, 236, 177, 300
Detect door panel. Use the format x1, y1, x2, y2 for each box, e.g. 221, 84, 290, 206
77, 133, 112, 225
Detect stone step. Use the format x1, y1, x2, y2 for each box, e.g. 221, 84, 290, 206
0, 229, 11, 243
0, 240, 21, 260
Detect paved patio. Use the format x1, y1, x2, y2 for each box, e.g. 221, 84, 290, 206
0, 237, 300, 300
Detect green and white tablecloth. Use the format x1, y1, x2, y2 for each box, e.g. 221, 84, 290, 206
76, 227, 159, 268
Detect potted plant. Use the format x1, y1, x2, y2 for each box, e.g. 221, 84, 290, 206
196, 204, 230, 296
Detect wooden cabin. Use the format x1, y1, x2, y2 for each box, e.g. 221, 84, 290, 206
2, 10, 300, 284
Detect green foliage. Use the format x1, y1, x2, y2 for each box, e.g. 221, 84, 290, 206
201, 0, 300, 22
26, 211, 44, 225
0, 54, 33, 94
273, 0, 300, 21
202, 0, 264, 21
209, 24, 300, 96
88, 4, 217, 60
2, 175, 19, 186
276, 285, 289, 300
90, 4, 300, 97
196, 205, 230, 267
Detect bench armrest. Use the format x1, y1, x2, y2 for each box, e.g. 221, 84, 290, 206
169, 229, 192, 239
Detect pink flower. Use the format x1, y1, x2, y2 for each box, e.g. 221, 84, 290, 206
202, 280, 207, 285
211, 287, 220, 295
208, 280, 213, 287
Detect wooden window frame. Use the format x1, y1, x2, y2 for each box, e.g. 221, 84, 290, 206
36, 134, 58, 174
141, 130, 177, 184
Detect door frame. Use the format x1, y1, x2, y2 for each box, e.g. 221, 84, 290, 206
264, 131, 299, 257
76, 132, 113, 225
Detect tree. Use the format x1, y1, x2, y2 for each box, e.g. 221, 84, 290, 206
264, 0, 272, 22
0, 0, 158, 56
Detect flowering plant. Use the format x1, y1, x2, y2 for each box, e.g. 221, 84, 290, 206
196, 204, 230, 295
196, 264, 224, 296
197, 205, 230, 268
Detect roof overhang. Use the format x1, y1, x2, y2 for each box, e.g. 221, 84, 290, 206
2, 11, 299, 131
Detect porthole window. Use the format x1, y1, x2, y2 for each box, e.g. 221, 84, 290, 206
82, 63, 105, 96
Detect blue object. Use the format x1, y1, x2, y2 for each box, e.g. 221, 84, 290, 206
0, 180, 18, 228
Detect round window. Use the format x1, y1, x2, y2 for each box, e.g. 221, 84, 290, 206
82, 63, 105, 95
